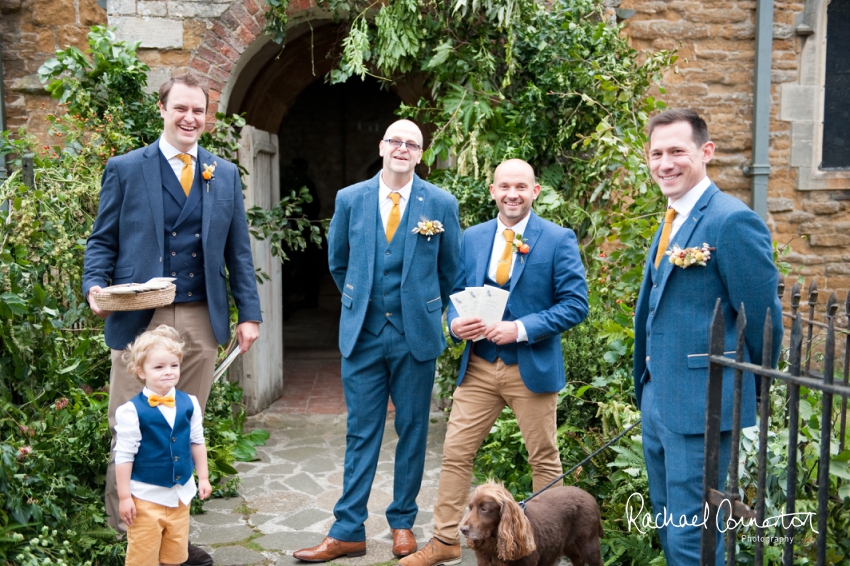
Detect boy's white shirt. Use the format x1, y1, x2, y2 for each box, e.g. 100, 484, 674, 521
114, 386, 205, 507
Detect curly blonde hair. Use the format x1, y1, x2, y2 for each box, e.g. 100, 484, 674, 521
122, 325, 185, 380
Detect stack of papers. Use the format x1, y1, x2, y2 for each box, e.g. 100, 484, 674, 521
101, 277, 177, 294
449, 285, 510, 341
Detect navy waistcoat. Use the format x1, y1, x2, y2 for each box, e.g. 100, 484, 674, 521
160, 152, 206, 303
473, 275, 518, 366
130, 389, 194, 487
362, 200, 409, 335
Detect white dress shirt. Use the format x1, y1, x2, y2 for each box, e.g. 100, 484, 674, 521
114, 386, 205, 507
378, 172, 413, 233
668, 176, 711, 240
486, 213, 531, 342
159, 136, 198, 186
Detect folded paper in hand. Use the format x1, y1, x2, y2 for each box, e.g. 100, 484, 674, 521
449, 285, 510, 342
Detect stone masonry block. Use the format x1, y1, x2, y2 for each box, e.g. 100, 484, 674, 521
137, 0, 167, 17
826, 263, 850, 276
0, 0, 22, 14
107, 0, 137, 15
166, 1, 230, 18
144, 67, 172, 94
809, 233, 850, 247
780, 84, 818, 122
9, 75, 46, 94
690, 8, 750, 24
114, 16, 183, 49
802, 200, 841, 215
32, 0, 75, 25
784, 251, 826, 266
790, 120, 814, 167
767, 197, 795, 212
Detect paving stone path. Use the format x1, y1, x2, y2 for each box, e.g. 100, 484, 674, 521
189, 407, 478, 566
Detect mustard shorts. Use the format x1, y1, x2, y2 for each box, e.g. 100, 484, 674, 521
125, 497, 190, 566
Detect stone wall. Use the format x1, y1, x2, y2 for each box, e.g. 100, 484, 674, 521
0, 0, 106, 140
621, 0, 850, 310
3, 0, 849, 311
105, 0, 240, 105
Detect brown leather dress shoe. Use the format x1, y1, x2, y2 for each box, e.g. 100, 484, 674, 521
293, 536, 367, 562
391, 529, 418, 557
398, 538, 462, 566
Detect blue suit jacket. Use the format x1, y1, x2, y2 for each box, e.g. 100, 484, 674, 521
447, 212, 589, 393
82, 140, 262, 350
633, 183, 783, 435
327, 172, 461, 362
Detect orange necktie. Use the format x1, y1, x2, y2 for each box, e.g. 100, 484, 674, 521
176, 153, 193, 197
496, 229, 515, 285
654, 208, 678, 268
386, 192, 401, 242
148, 394, 175, 408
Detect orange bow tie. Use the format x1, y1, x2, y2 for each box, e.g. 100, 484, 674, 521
148, 394, 175, 408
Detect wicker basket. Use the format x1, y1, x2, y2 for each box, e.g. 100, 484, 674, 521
92, 284, 177, 312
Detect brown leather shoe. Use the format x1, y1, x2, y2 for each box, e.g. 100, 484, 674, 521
293, 536, 366, 562
398, 537, 462, 566
391, 529, 418, 557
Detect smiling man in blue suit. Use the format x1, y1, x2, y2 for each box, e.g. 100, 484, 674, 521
634, 109, 783, 565
401, 159, 588, 566
294, 120, 461, 562
83, 74, 261, 565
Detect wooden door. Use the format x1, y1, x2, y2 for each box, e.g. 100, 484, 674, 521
232, 125, 284, 414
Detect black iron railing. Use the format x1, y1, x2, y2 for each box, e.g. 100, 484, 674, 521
701, 281, 850, 565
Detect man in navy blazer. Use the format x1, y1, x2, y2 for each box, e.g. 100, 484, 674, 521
401, 159, 588, 566
83, 74, 262, 560
633, 109, 782, 564
294, 120, 461, 562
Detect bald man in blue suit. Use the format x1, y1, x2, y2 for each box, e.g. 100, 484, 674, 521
295, 120, 461, 562
634, 109, 783, 565
401, 159, 588, 566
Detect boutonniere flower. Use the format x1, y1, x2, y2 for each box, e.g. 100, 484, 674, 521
511, 234, 530, 263
202, 161, 217, 192
412, 218, 444, 241
666, 243, 715, 268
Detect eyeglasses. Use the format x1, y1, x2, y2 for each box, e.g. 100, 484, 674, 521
383, 138, 422, 151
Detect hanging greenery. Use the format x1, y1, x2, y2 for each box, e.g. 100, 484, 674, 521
264, 0, 674, 308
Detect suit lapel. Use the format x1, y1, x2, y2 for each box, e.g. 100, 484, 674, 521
401, 176, 424, 284
362, 173, 379, 284
509, 212, 541, 292
655, 184, 719, 300
143, 141, 165, 255
200, 146, 213, 247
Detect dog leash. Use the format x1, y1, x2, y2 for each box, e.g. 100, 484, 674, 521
518, 419, 642, 510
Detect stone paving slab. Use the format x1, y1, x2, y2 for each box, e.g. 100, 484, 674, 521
190, 411, 471, 566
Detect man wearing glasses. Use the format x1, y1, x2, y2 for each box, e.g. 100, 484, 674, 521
294, 120, 461, 562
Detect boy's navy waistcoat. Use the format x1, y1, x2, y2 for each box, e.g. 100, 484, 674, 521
130, 389, 194, 487
160, 152, 205, 303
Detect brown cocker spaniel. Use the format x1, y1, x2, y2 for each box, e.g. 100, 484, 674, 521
459, 482, 603, 566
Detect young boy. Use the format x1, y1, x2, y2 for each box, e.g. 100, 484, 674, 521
114, 325, 212, 566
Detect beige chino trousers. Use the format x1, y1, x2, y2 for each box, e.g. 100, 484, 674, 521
432, 353, 563, 544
